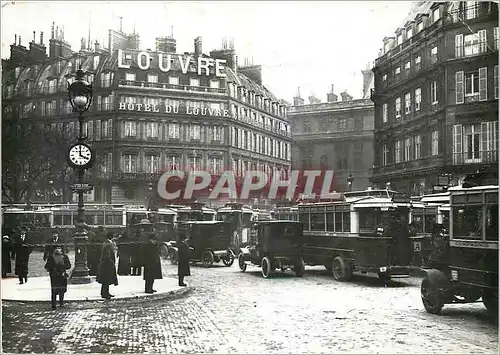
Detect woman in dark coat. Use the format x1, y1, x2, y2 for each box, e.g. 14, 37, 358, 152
177, 234, 191, 287
117, 232, 132, 276
143, 232, 163, 293
2, 236, 12, 277
45, 248, 71, 309
97, 232, 118, 299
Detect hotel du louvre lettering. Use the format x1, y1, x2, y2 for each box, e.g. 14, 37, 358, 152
119, 102, 230, 117
117, 49, 227, 77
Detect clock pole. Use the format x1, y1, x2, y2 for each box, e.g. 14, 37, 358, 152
67, 67, 93, 284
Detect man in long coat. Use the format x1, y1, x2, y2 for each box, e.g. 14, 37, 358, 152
12, 229, 33, 284
97, 232, 118, 299
177, 234, 191, 287
88, 226, 106, 276
143, 232, 163, 293
45, 248, 71, 309
43, 230, 67, 261
117, 232, 132, 276
2, 236, 12, 277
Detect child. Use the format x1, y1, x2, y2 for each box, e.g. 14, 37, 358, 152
45, 248, 71, 309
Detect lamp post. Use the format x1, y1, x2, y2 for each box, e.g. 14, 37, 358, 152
347, 174, 354, 192
67, 67, 93, 284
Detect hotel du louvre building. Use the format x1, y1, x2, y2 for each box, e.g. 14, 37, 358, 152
370, 1, 498, 195
2, 24, 292, 206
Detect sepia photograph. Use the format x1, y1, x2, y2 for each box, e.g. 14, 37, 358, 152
1, 0, 498, 353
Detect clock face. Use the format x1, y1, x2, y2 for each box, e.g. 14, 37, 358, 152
68, 144, 92, 166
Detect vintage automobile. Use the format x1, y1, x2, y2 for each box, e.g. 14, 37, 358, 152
420, 170, 498, 317
238, 220, 305, 278
169, 221, 235, 267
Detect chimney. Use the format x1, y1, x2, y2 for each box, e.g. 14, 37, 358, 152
238, 64, 262, 85
81, 38, 87, 51
14, 34, 17, 45
327, 85, 338, 102
33, 31, 35, 43
293, 87, 305, 106
194, 36, 202, 56
308, 94, 321, 104
19, 36, 21, 45
340, 91, 353, 101
95, 40, 100, 52
361, 64, 374, 99
119, 16, 123, 32
51, 22, 55, 39
40, 31, 44, 45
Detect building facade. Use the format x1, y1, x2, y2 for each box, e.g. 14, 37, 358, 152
371, 1, 498, 194
2, 24, 292, 206
289, 87, 374, 192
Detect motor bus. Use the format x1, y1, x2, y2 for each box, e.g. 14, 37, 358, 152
216, 203, 255, 252
271, 206, 299, 221
299, 188, 413, 283
409, 192, 450, 267
176, 203, 216, 222
1, 206, 53, 248
420, 177, 498, 316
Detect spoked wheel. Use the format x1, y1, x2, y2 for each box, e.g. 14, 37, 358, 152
261, 256, 272, 278
332, 257, 352, 281
160, 244, 169, 260
421, 276, 443, 314
222, 252, 235, 267
238, 253, 247, 272
202, 250, 214, 268
294, 258, 305, 277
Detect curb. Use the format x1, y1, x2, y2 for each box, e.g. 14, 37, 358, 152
2, 286, 194, 308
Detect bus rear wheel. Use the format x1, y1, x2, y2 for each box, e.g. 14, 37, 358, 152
332, 257, 352, 282
421, 276, 443, 314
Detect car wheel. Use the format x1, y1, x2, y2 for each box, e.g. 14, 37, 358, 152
238, 253, 247, 272
421, 276, 444, 314
294, 258, 305, 277
202, 250, 214, 268
222, 252, 235, 267
332, 256, 352, 281
261, 256, 272, 278
483, 290, 498, 318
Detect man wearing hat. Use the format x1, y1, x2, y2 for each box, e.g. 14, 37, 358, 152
131, 220, 149, 276
97, 232, 118, 299
11, 228, 33, 284
143, 230, 162, 293
2, 235, 12, 278
43, 230, 67, 261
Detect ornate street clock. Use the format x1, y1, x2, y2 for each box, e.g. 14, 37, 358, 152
67, 143, 94, 169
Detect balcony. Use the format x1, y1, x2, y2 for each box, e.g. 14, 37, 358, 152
451, 151, 498, 165
116, 172, 162, 181
372, 155, 446, 177
97, 103, 114, 112
118, 80, 227, 94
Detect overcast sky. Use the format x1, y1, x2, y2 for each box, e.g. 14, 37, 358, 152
1, 1, 415, 103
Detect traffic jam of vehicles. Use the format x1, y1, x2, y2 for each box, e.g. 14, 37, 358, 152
2, 171, 498, 318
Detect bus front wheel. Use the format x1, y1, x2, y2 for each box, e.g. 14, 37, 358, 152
483, 290, 498, 317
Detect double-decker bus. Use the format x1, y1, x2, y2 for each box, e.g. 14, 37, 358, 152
299, 188, 413, 283
216, 203, 255, 251
420, 174, 498, 316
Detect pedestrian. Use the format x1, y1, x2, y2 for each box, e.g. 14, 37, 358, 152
45, 248, 71, 310
177, 234, 191, 287
143, 231, 162, 293
11, 228, 32, 284
131, 221, 149, 276
117, 232, 132, 276
97, 232, 118, 299
88, 226, 105, 276
2, 236, 12, 278
43, 230, 67, 261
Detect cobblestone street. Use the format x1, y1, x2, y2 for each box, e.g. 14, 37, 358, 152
2, 252, 498, 353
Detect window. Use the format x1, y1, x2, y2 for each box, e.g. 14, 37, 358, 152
189, 125, 201, 140
417, 21, 424, 33
494, 27, 499, 51
415, 55, 421, 69
431, 81, 438, 104
397, 34, 403, 46
209, 158, 222, 174
123, 154, 138, 173
168, 123, 180, 139
465, 70, 480, 97
188, 156, 201, 172
339, 118, 347, 130
404, 93, 411, 114
458, 31, 487, 56
394, 67, 401, 76
415, 88, 421, 111
453, 205, 482, 239
481, 121, 499, 162
48, 79, 57, 94
395, 140, 402, 163
124, 121, 137, 137
414, 135, 421, 159
101, 119, 112, 139
189, 78, 200, 87
405, 61, 411, 71
169, 76, 179, 85
495, 65, 499, 99
145, 155, 159, 173
210, 80, 220, 89
465, 1, 477, 20
146, 122, 159, 138
465, 124, 481, 162
395, 97, 401, 118
168, 156, 180, 171
125, 73, 136, 81
382, 103, 388, 123
406, 28, 413, 40
303, 120, 311, 132
101, 72, 111, 87
147, 74, 158, 83
430, 46, 438, 62
433, 7, 440, 22
382, 74, 387, 82
431, 130, 439, 156
382, 144, 389, 166
404, 137, 413, 161
212, 126, 222, 141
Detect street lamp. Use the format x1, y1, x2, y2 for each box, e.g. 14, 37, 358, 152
347, 174, 354, 192
67, 67, 93, 284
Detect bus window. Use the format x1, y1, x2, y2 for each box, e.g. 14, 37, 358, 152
453, 205, 482, 239
96, 212, 105, 226
335, 211, 342, 232
242, 213, 252, 228
485, 204, 498, 241
359, 209, 376, 233
299, 212, 309, 230
442, 211, 450, 228
424, 214, 436, 233
310, 213, 325, 231
412, 213, 424, 234
326, 212, 334, 231
343, 212, 351, 232
62, 213, 72, 226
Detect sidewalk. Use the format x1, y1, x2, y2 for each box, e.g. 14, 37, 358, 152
1, 275, 191, 303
